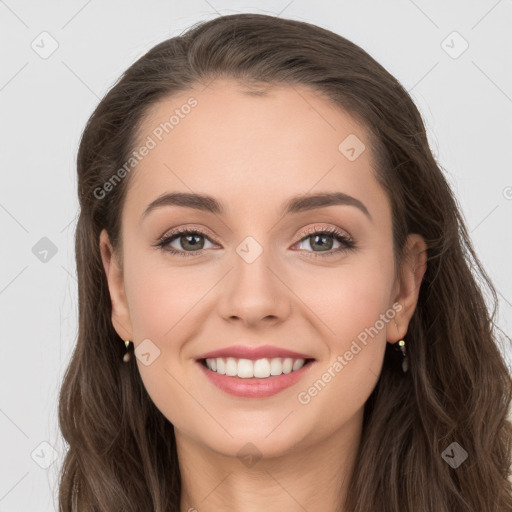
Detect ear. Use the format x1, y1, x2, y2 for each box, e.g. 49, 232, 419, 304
99, 229, 133, 341
388, 233, 428, 343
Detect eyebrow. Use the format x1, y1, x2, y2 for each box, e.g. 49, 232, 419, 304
142, 191, 372, 221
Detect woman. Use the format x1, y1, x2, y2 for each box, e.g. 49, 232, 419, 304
57, 12, 512, 511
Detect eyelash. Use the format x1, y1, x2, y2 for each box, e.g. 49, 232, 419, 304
155, 225, 356, 259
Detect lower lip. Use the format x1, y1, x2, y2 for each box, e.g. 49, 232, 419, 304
196, 360, 315, 398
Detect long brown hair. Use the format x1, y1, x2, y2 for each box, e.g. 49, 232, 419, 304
57, 13, 512, 511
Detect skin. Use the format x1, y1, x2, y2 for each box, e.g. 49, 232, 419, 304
99, 78, 427, 512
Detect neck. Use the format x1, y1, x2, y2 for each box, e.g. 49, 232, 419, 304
177, 408, 363, 512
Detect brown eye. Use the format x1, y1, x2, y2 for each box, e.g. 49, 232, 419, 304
293, 226, 355, 257
157, 228, 215, 257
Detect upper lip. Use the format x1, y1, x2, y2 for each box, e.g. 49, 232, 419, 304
196, 344, 314, 361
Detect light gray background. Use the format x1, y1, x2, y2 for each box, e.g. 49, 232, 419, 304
1, 1, 511, 510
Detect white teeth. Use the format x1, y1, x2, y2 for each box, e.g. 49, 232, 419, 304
225, 357, 238, 376
292, 359, 305, 371
237, 358, 254, 378
204, 357, 309, 378
216, 358, 226, 375
270, 358, 282, 375
282, 358, 293, 374
253, 358, 271, 378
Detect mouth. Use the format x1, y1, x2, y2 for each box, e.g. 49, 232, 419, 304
195, 356, 316, 398
198, 356, 316, 379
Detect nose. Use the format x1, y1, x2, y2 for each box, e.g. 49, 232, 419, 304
217, 242, 292, 328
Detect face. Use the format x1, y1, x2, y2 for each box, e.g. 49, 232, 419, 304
100, 78, 426, 460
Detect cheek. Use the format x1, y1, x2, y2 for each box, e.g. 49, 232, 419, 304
124, 251, 207, 341
294, 291, 389, 438
292, 254, 394, 343
291, 255, 393, 402
123, 260, 209, 430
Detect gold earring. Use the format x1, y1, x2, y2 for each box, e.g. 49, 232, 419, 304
393, 319, 408, 373
123, 340, 132, 363
397, 339, 408, 373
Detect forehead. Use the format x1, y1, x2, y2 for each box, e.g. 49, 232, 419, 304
124, 78, 387, 223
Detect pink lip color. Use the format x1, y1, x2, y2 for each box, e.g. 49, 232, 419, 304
196, 344, 313, 361
196, 359, 315, 398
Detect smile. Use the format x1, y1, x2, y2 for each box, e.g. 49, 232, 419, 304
197, 357, 316, 398
203, 356, 311, 378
